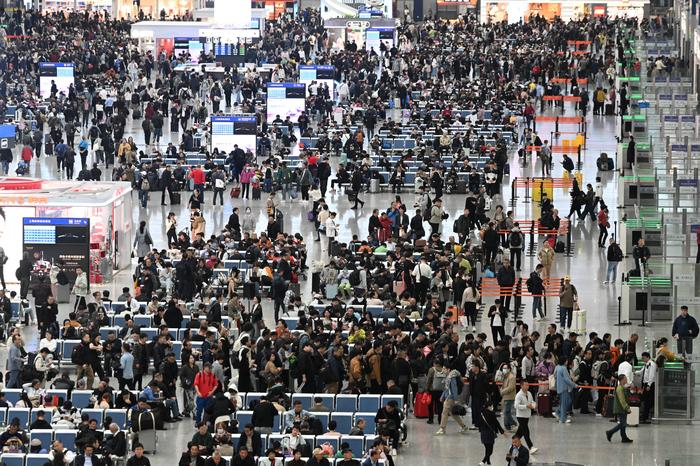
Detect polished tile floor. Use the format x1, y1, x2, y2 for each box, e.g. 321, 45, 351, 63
5, 101, 700, 466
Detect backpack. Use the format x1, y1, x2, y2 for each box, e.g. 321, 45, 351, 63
141, 178, 150, 191
591, 360, 604, 380
349, 270, 361, 287
509, 232, 522, 248
526, 277, 534, 293
57, 270, 69, 286
71, 343, 83, 365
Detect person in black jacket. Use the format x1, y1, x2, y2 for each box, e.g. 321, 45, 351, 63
482, 223, 500, 267
410, 210, 425, 240
297, 342, 316, 393
632, 238, 651, 273
227, 208, 242, 239
478, 400, 504, 466
251, 397, 278, 434
103, 423, 127, 458
178, 444, 205, 466
496, 258, 515, 312
505, 435, 530, 466
374, 400, 401, 450
160, 165, 174, 205
469, 361, 489, 429
350, 169, 365, 209
75, 445, 105, 466
529, 265, 545, 320
237, 425, 263, 456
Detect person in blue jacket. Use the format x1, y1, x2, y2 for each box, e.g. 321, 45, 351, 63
672, 305, 699, 355
555, 356, 577, 423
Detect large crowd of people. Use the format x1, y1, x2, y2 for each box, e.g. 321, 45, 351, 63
0, 5, 690, 466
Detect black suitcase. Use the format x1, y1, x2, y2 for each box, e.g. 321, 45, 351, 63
605, 103, 615, 116
252, 187, 261, 200
170, 118, 179, 132
171, 192, 181, 205
312, 272, 321, 293
45, 142, 53, 155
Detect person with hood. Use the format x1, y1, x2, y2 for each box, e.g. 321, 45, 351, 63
434, 362, 468, 435
508, 223, 524, 271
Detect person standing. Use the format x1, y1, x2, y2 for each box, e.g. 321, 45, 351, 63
635, 351, 657, 423
119, 343, 135, 390
434, 363, 468, 435
72, 267, 88, 312
672, 305, 699, 355
211, 167, 226, 206
508, 224, 524, 271
477, 401, 504, 466
488, 300, 507, 346
499, 363, 517, 432
555, 356, 577, 424
605, 374, 633, 443
537, 240, 554, 279
558, 276, 578, 332
597, 206, 609, 247
496, 258, 516, 312
0, 245, 7, 290
6, 334, 23, 388
528, 264, 545, 321
626, 135, 636, 172
632, 238, 651, 274
193, 363, 218, 424
461, 281, 480, 333
429, 198, 445, 236
604, 237, 624, 284
514, 381, 538, 454
160, 165, 174, 205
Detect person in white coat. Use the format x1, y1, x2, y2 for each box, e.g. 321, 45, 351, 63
514, 381, 538, 454
325, 212, 338, 261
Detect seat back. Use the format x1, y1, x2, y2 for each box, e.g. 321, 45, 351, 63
82, 408, 104, 425
334, 395, 357, 413
26, 454, 51, 466
106, 409, 129, 429
29, 430, 53, 451
358, 395, 380, 413
339, 436, 365, 457
330, 413, 353, 435
70, 390, 94, 409
0, 453, 25, 466
7, 408, 30, 428
54, 430, 78, 451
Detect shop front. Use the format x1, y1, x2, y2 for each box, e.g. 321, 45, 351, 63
481, 0, 648, 23
114, 0, 195, 19
0, 178, 133, 285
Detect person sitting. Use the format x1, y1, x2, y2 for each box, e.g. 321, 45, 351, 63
283, 400, 309, 432
596, 152, 614, 171
325, 420, 343, 438
374, 401, 402, 450
236, 424, 263, 457
310, 397, 330, 412
47, 439, 76, 465
30, 410, 52, 430
0, 419, 28, 452
230, 445, 256, 466
103, 423, 127, 459
75, 444, 105, 466
178, 444, 205, 466
191, 422, 215, 456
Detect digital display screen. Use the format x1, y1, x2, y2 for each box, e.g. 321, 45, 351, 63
266, 83, 306, 122
174, 37, 204, 63
365, 28, 395, 52
298, 65, 336, 97
211, 115, 257, 154
23, 217, 90, 283
0, 124, 15, 150
39, 63, 74, 99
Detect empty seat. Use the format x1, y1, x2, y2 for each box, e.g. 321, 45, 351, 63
0, 453, 25, 466
330, 413, 353, 435
26, 454, 51, 466
358, 395, 380, 413
335, 395, 357, 413
235, 411, 253, 428
55, 430, 78, 451
82, 408, 104, 425
133, 315, 151, 327
70, 390, 94, 409
3, 389, 22, 405
339, 436, 365, 457
106, 409, 128, 429
61, 341, 81, 363
8, 408, 30, 428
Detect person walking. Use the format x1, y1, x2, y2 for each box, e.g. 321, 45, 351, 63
477, 400, 504, 466
350, 169, 364, 209
605, 374, 633, 443
537, 240, 554, 278
604, 237, 624, 284
514, 381, 538, 454
597, 206, 609, 247
499, 363, 517, 432
72, 267, 88, 312
488, 299, 507, 346
461, 281, 480, 333
434, 363, 468, 435
6, 335, 23, 388
558, 276, 578, 332
555, 356, 577, 424
672, 305, 699, 355
211, 167, 226, 206
508, 224, 524, 271
528, 264, 545, 321
133, 221, 153, 259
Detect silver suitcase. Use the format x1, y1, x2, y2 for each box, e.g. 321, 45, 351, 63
137, 428, 157, 453
370, 178, 380, 193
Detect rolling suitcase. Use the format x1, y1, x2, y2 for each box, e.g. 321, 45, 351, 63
537, 393, 552, 417
252, 187, 261, 200
456, 180, 467, 194
370, 178, 380, 193
627, 406, 639, 426
171, 192, 181, 205
312, 272, 321, 293
602, 394, 615, 418
414, 392, 431, 418
605, 103, 615, 115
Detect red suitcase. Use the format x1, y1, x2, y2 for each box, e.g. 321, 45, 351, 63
414, 392, 431, 418
537, 393, 553, 417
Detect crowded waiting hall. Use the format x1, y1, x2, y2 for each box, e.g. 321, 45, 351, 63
0, 0, 696, 465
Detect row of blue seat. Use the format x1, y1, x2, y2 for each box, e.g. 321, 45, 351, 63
0, 406, 128, 430
56, 339, 203, 365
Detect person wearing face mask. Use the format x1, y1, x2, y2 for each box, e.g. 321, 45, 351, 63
241, 207, 256, 236
499, 363, 517, 431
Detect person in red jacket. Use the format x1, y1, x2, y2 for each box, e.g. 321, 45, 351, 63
597, 207, 609, 248
193, 363, 218, 424
189, 165, 206, 203
21, 145, 33, 167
